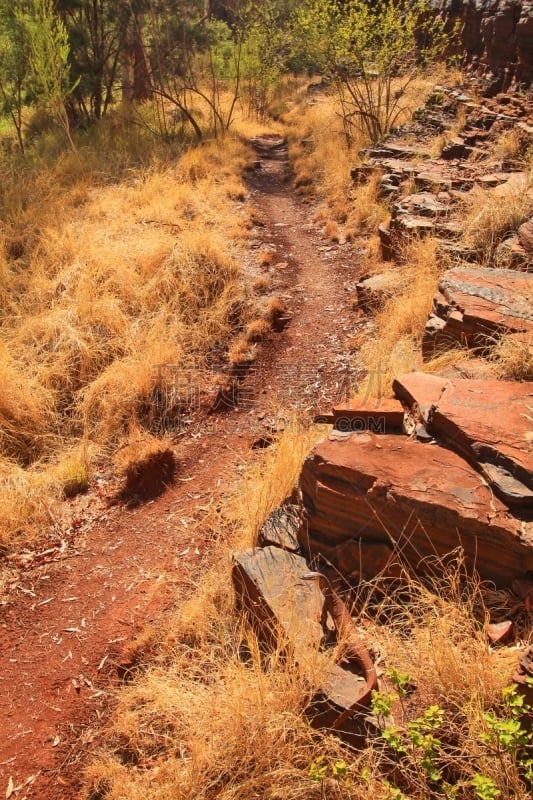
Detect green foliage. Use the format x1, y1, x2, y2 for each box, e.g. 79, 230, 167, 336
309, 754, 351, 788
370, 673, 533, 798
292, 0, 448, 144
16, 0, 79, 151
236, 0, 290, 120
471, 773, 501, 800
0, 0, 31, 151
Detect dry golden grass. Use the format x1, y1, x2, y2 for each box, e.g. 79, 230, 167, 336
227, 338, 257, 366
244, 318, 270, 342
324, 220, 340, 242
357, 237, 445, 397
345, 173, 390, 240
259, 248, 275, 266
0, 458, 61, 551
264, 295, 286, 323
491, 335, 533, 381
252, 275, 270, 294
0, 122, 259, 545
227, 420, 321, 548
462, 174, 533, 266
285, 94, 359, 201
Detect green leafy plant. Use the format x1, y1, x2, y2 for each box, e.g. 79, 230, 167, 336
371, 671, 533, 798
292, 0, 449, 145
309, 754, 351, 788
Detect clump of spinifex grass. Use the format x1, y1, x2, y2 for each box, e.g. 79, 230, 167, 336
491, 335, 533, 381
356, 236, 452, 397
461, 176, 533, 266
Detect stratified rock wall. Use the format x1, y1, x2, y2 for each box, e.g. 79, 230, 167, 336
434, 0, 533, 87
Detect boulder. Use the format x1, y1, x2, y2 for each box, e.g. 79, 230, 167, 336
518, 219, 533, 251
355, 271, 402, 313
393, 372, 533, 508
422, 267, 533, 356
394, 192, 451, 218
232, 546, 380, 743
298, 431, 533, 587
232, 546, 322, 653
441, 137, 472, 159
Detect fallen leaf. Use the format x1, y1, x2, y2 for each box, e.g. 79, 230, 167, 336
6, 777, 14, 799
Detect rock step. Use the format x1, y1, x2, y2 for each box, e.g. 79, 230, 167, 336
393, 373, 533, 508
423, 266, 533, 358
298, 431, 533, 588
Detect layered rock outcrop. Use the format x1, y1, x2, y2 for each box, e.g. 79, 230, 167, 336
298, 373, 533, 588
434, 1, 533, 88
423, 267, 533, 356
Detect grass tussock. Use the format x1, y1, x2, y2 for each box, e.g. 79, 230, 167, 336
491, 335, 533, 381
357, 237, 446, 397
114, 430, 176, 503
285, 94, 359, 201
227, 421, 322, 550
462, 176, 533, 266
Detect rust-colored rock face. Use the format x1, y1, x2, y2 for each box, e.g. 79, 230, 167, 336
423, 267, 533, 357
435, 1, 533, 87
393, 373, 533, 507
298, 431, 533, 588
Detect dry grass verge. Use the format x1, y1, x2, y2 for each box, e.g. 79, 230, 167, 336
0, 125, 263, 546
357, 237, 454, 397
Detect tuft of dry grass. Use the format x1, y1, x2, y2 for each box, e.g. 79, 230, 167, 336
227, 338, 257, 366
285, 94, 359, 202
259, 248, 275, 266
357, 237, 445, 397
226, 420, 321, 549
491, 334, 533, 381
462, 175, 533, 266
245, 318, 270, 343
345, 173, 389, 240
324, 220, 340, 242
114, 431, 176, 503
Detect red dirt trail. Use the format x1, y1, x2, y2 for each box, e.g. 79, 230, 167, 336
0, 138, 367, 799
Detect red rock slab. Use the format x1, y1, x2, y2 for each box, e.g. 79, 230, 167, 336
392, 372, 448, 422
393, 373, 533, 508
232, 546, 378, 742
332, 397, 404, 434
423, 267, 533, 355
298, 432, 533, 587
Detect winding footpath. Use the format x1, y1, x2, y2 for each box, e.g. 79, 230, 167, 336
0, 137, 367, 800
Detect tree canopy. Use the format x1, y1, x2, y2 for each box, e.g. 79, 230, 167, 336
0, 0, 447, 150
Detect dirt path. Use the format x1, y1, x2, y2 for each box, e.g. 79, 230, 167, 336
0, 138, 365, 800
